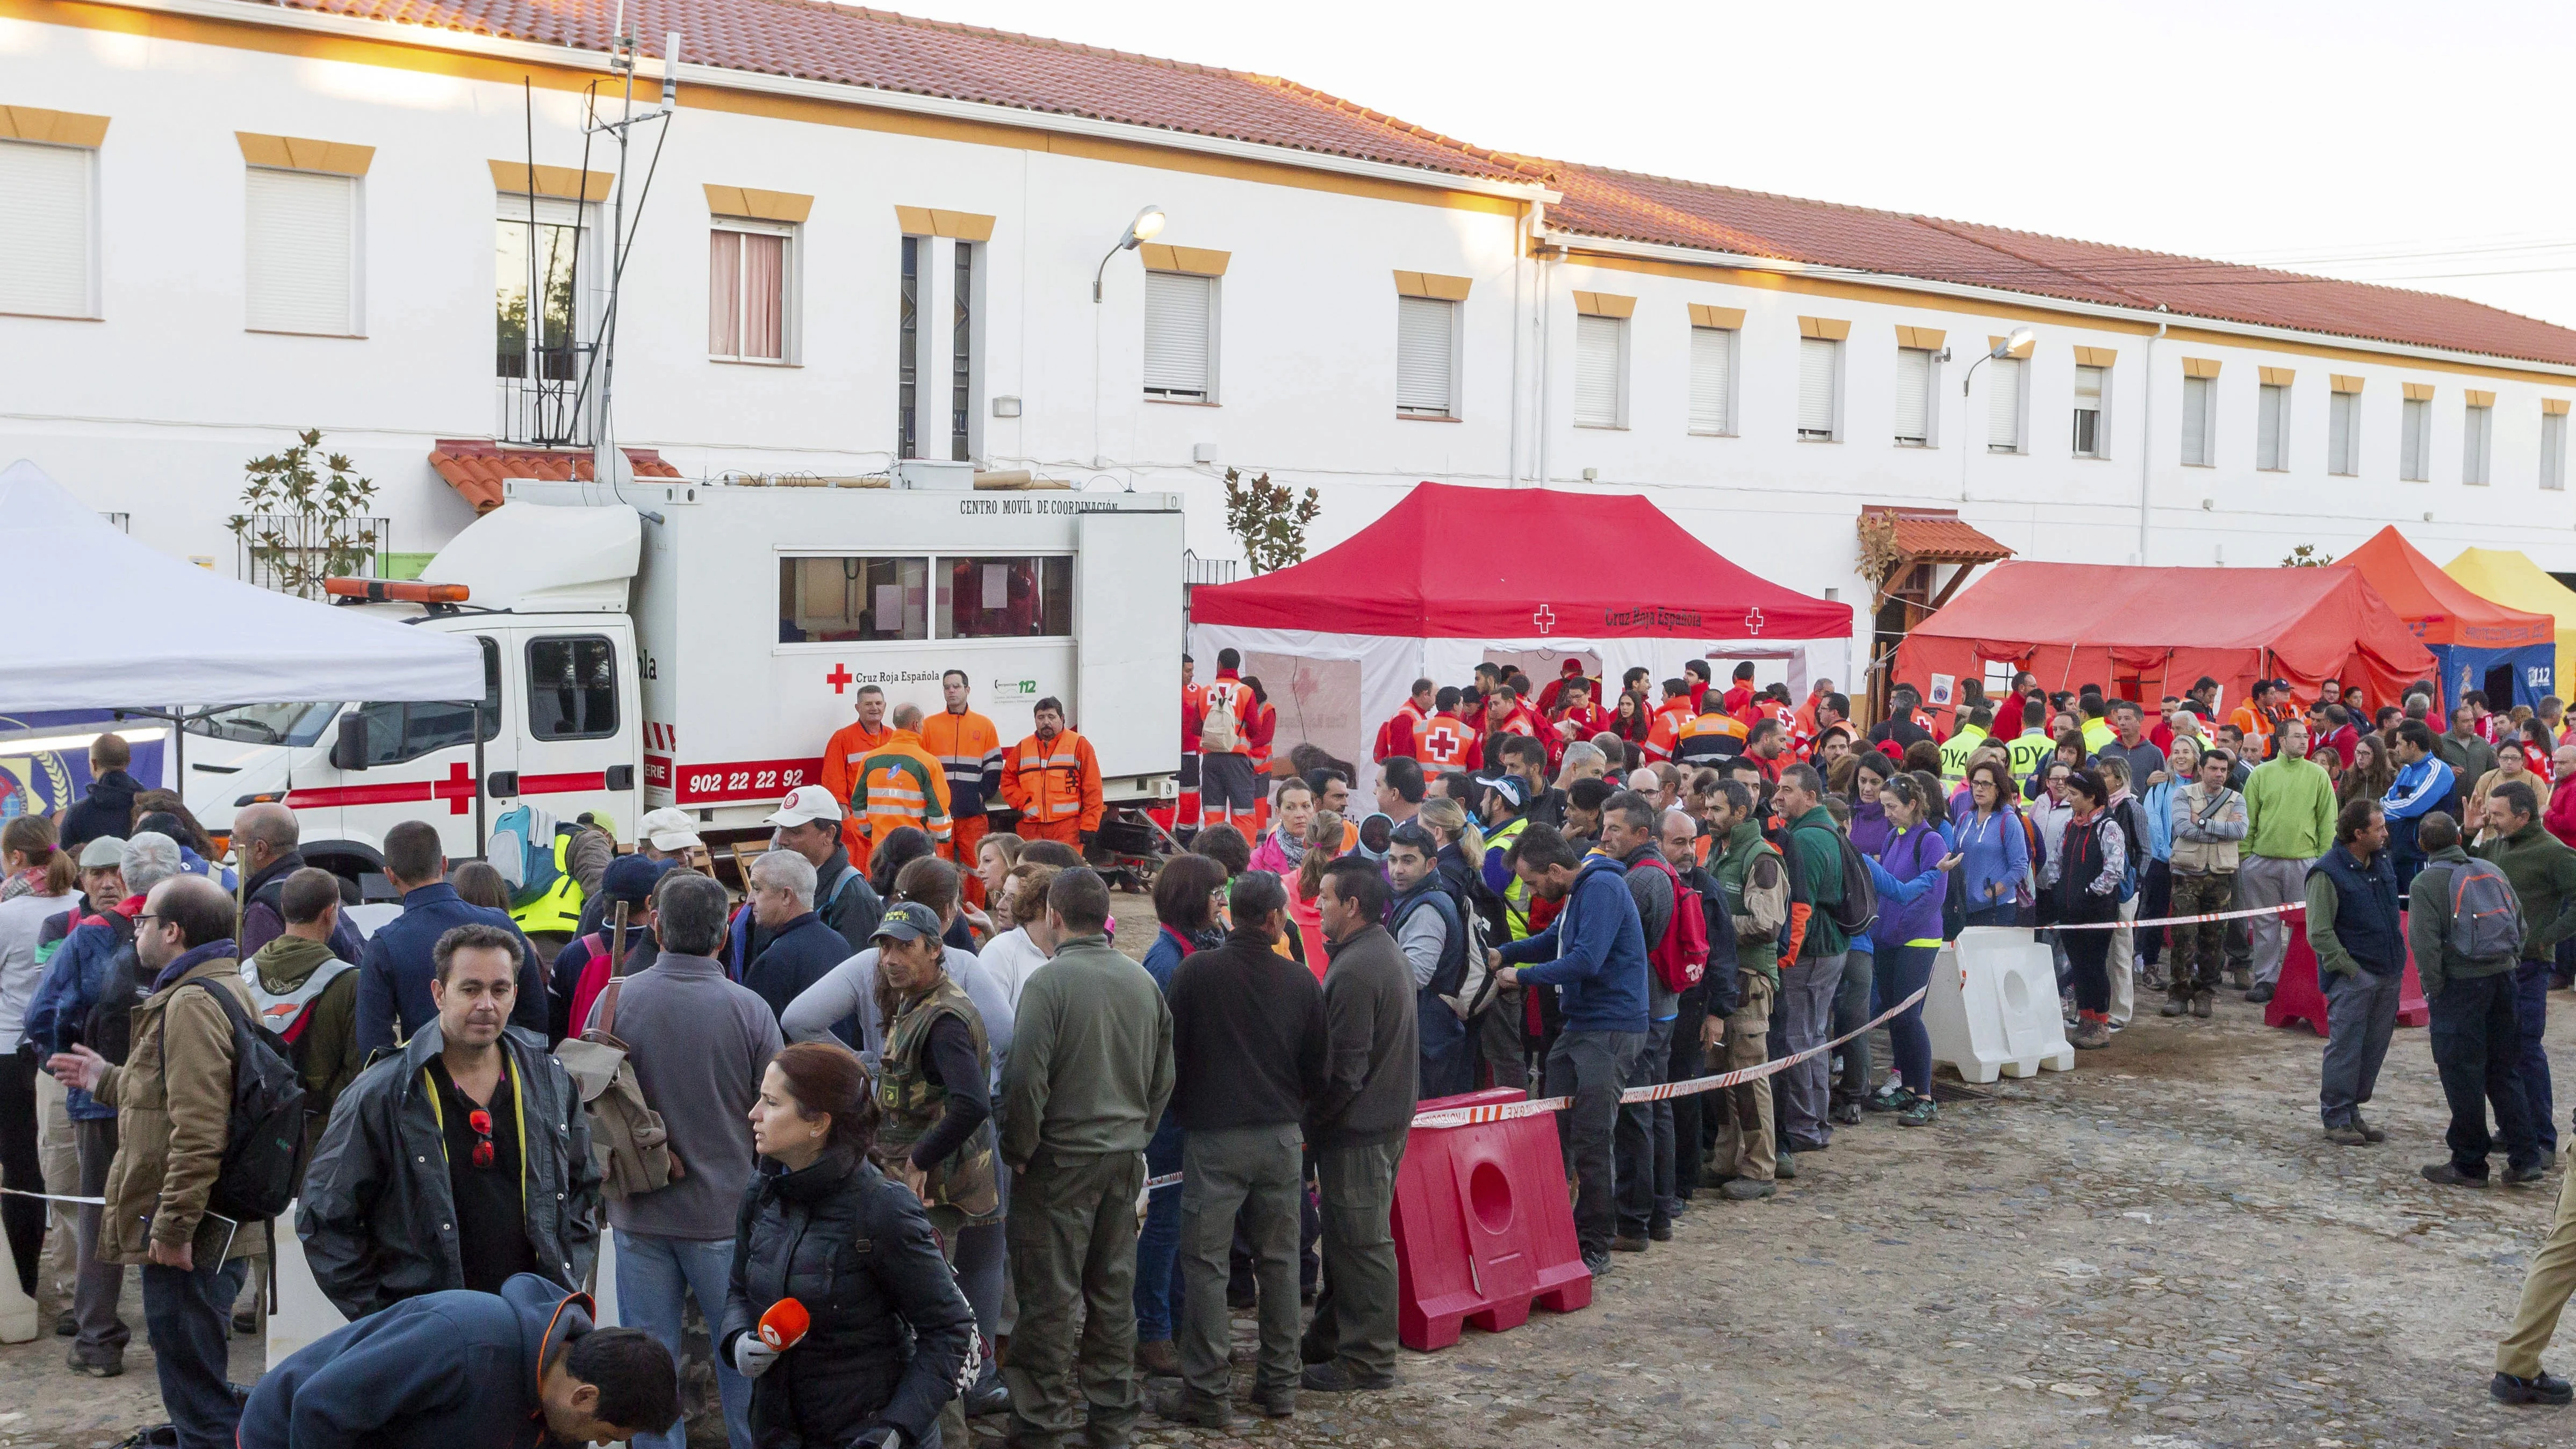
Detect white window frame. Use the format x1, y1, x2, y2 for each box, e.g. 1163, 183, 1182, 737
1141, 269, 1219, 403
2544, 409, 2568, 492
707, 215, 797, 364
1796, 335, 1842, 442
2071, 364, 2108, 458
244, 165, 363, 337
2256, 383, 2290, 472
0, 136, 100, 320
1573, 312, 1628, 429
1687, 325, 1737, 437
2464, 402, 2494, 486
1394, 294, 1460, 420
1893, 345, 1937, 448
2180, 374, 2215, 466
2400, 395, 2431, 481
1985, 356, 2026, 453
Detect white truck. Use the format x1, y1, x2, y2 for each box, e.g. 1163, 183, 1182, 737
183, 477, 1186, 886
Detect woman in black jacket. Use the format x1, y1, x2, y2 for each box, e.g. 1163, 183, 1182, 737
724, 1041, 976, 1449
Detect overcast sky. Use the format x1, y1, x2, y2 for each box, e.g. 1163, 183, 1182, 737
891, 0, 2576, 327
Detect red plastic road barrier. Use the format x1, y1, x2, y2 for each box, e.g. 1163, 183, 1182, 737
2264, 906, 2430, 1036
1390, 1086, 1590, 1352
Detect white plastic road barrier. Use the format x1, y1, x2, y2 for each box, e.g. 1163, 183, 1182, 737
1926, 926, 2075, 1084
0, 1213, 34, 1342
267, 1202, 346, 1367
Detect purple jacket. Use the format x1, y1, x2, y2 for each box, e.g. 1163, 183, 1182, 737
1846, 796, 1893, 858
1876, 821, 1949, 947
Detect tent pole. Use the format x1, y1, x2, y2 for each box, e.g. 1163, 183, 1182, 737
474, 702, 487, 858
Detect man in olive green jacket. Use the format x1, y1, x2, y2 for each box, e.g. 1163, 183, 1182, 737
997, 868, 1174, 1449
2407, 813, 2539, 1190
48, 876, 265, 1449
2474, 781, 2576, 1162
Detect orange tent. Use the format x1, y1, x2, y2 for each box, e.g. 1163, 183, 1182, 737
2336, 527, 2555, 711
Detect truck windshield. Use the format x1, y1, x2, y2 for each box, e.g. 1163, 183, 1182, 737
186, 702, 340, 747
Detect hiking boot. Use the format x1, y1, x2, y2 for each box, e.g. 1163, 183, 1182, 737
1830, 1100, 1862, 1126
1135, 1338, 1182, 1379
1609, 1235, 1649, 1253
2191, 991, 2214, 1019
1647, 1219, 1674, 1242
2509, 1162, 2552, 1186
1773, 1151, 1797, 1180
965, 1381, 1012, 1417
2225, 965, 2251, 990
2071, 1017, 2111, 1049
1719, 1178, 1776, 1201
1864, 1084, 1912, 1113
2247, 982, 2277, 1004
2160, 994, 2190, 1017
1154, 1390, 1235, 1429
1897, 1096, 1939, 1128
2423, 1162, 2489, 1188
1301, 1362, 1396, 1393
1254, 1393, 1296, 1419
1580, 1251, 1611, 1278
2324, 1123, 2370, 1147
2354, 1112, 2387, 1144
2493, 1371, 2574, 1406
55, 1311, 75, 1338
67, 1351, 124, 1378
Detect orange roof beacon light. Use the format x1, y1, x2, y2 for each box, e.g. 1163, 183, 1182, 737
323, 577, 470, 604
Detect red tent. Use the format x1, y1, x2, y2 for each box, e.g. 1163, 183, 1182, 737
1891, 561, 2435, 713
1191, 482, 1850, 640
2335, 526, 2556, 711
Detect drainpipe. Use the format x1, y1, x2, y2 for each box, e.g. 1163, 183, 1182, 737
1535, 235, 1554, 489
2137, 311, 2168, 564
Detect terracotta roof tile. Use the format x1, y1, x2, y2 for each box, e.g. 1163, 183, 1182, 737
1863, 506, 2015, 566
428, 439, 683, 513
1547, 164, 2576, 367
254, 0, 1545, 182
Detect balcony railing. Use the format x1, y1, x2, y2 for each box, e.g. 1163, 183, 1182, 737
496, 344, 591, 448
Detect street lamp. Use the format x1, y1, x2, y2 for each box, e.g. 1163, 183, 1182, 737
1093, 205, 1167, 301
1961, 326, 2037, 396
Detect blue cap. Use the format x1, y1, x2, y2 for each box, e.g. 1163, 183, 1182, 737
602, 853, 675, 905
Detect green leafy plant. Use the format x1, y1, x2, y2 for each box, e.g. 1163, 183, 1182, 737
1222, 467, 1321, 574
2280, 544, 2335, 568
228, 429, 381, 599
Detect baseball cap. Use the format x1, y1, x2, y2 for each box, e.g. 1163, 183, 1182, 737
602, 853, 675, 905
639, 806, 703, 853
78, 836, 126, 869
763, 785, 843, 828
872, 900, 943, 943
1480, 774, 1527, 810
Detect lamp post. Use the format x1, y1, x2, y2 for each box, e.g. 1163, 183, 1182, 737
1960, 326, 2037, 501
1091, 205, 1167, 468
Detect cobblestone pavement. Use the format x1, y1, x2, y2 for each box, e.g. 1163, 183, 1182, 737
12, 963, 2576, 1449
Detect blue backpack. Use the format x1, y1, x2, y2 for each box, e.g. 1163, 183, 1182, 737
487, 804, 563, 909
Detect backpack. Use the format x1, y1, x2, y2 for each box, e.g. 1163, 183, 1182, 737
2445, 857, 2525, 965
550, 911, 679, 1200
1199, 683, 1241, 754
488, 804, 562, 908
2110, 798, 2147, 904
1732, 845, 1790, 945
1630, 851, 1709, 993
1799, 824, 1880, 936
82, 913, 146, 1065
237, 958, 359, 1091
187, 981, 310, 1223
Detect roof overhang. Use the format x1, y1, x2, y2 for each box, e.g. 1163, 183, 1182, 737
1861, 506, 2014, 567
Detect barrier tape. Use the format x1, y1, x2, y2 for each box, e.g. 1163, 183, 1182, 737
2042, 900, 2303, 931
0, 1187, 105, 1205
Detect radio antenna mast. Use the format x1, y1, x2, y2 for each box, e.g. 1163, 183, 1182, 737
585, 15, 680, 514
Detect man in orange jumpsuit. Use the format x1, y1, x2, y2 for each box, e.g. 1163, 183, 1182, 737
819, 682, 893, 869
920, 668, 1002, 899
1002, 696, 1104, 847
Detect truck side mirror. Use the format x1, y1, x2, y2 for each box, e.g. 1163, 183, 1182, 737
332, 712, 370, 773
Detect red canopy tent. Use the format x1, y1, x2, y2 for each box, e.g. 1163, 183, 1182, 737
1891, 561, 2435, 715
2335, 525, 2556, 711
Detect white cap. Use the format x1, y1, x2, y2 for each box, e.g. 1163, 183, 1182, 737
639, 806, 703, 853
762, 785, 843, 828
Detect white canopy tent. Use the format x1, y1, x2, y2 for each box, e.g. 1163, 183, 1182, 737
0, 459, 486, 710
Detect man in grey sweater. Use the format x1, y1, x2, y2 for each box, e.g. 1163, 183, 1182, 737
1601, 791, 1677, 1254
591, 870, 782, 1449
1301, 857, 1419, 1395
998, 868, 1174, 1449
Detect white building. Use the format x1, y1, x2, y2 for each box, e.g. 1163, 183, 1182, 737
5, 0, 2572, 684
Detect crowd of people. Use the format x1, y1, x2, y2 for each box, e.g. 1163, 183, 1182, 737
18, 653, 2576, 1440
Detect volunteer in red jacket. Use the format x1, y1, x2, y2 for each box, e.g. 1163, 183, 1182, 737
1374, 679, 1436, 764
1414, 688, 1483, 773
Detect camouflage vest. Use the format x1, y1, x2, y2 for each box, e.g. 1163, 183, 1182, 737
877, 972, 1000, 1222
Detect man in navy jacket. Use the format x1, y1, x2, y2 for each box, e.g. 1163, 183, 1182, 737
355, 819, 540, 1052
1491, 822, 1647, 1275
236, 1273, 676, 1449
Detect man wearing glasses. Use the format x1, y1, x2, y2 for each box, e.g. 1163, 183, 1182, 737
297, 922, 600, 1320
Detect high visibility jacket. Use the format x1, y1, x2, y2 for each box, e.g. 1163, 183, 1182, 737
1415, 713, 1481, 771
1002, 729, 1105, 832
1375, 703, 1428, 763
856, 729, 952, 845
821, 718, 894, 857
2228, 703, 2275, 748
2081, 716, 2117, 754
510, 830, 585, 935
1672, 712, 1749, 770
1181, 682, 1205, 755
1937, 724, 1989, 783
919, 708, 1003, 819
1484, 816, 1535, 940
1191, 674, 1256, 755
2005, 728, 2056, 783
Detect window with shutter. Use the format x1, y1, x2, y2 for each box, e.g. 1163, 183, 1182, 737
2256, 384, 2287, 470
2465, 405, 2493, 485
1797, 336, 1838, 439
0, 139, 93, 319
2071, 364, 2105, 457
1985, 356, 2021, 452
1142, 270, 1215, 400
246, 168, 358, 335
2327, 391, 2357, 475
1574, 314, 1624, 427
2400, 397, 2429, 480
1893, 346, 1932, 445
708, 220, 791, 361
1688, 326, 1734, 435
1395, 295, 1455, 417
2181, 375, 2212, 466
2545, 412, 2568, 492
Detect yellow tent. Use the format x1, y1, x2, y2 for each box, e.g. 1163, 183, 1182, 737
2446, 547, 2576, 698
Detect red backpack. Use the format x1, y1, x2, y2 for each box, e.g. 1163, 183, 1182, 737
1631, 852, 1709, 993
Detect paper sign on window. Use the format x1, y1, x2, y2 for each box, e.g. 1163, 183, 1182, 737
983, 564, 1009, 609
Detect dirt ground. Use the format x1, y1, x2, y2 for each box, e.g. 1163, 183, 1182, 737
13, 926, 2576, 1449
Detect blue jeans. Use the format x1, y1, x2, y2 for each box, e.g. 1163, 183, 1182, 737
141, 1255, 249, 1449
2516, 959, 2559, 1156
1134, 1115, 1185, 1342
614, 1229, 751, 1449
1882, 942, 1940, 1095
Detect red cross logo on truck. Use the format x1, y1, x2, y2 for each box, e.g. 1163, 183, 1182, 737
433, 761, 478, 816
826, 664, 854, 694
